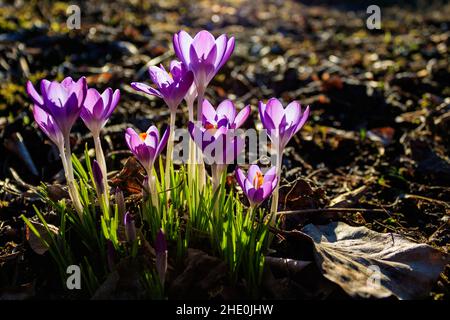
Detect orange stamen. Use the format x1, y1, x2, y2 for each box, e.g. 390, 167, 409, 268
252, 171, 264, 189
205, 123, 217, 130
139, 133, 147, 141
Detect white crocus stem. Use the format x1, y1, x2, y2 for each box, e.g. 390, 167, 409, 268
146, 169, 159, 213
196, 87, 206, 190
269, 144, 283, 227
165, 111, 176, 199
93, 132, 110, 211
61, 135, 84, 217
187, 99, 195, 188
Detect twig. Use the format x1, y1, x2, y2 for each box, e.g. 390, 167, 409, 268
276, 207, 386, 216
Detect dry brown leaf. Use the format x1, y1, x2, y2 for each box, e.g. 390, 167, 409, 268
26, 221, 59, 255
302, 221, 448, 299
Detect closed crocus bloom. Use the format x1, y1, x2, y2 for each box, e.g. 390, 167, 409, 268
125, 125, 169, 172
235, 165, 278, 207
258, 98, 310, 150
81, 87, 120, 135
92, 160, 104, 195
124, 212, 136, 243
173, 30, 235, 91
131, 61, 193, 112
26, 77, 87, 137
202, 99, 250, 130
32, 104, 64, 147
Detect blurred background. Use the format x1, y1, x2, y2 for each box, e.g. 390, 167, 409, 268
0, 0, 449, 298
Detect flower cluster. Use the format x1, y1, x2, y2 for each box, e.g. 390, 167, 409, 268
26, 29, 309, 223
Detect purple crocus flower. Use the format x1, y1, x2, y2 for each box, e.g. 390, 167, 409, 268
125, 125, 169, 173
26, 77, 87, 137
173, 30, 235, 91
235, 165, 278, 207
202, 99, 250, 130
131, 61, 193, 112
32, 105, 64, 147
188, 122, 245, 165
258, 98, 310, 150
81, 87, 120, 135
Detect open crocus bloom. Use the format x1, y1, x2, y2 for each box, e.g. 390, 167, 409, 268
131, 61, 193, 112
202, 99, 250, 130
26, 77, 87, 137
125, 125, 169, 172
236, 165, 278, 207
188, 122, 245, 165
32, 104, 64, 147
81, 87, 120, 135
173, 30, 235, 91
258, 98, 310, 150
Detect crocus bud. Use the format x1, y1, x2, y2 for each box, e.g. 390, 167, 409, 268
124, 211, 136, 243
115, 188, 126, 221
92, 159, 104, 194
155, 229, 167, 286
106, 240, 116, 272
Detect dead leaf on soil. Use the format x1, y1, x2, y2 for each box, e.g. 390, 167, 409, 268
301, 221, 448, 299
26, 220, 59, 255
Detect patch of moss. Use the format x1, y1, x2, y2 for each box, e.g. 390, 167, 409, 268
0, 82, 26, 112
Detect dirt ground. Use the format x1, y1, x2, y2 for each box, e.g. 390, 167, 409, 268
0, 0, 448, 299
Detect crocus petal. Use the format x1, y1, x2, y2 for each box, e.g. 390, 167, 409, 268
295, 105, 310, 133
191, 30, 216, 59
216, 36, 235, 70
213, 34, 228, 69
262, 181, 275, 199
216, 99, 236, 123
285, 101, 301, 125
263, 166, 277, 184
265, 98, 285, 127
149, 66, 173, 88
177, 30, 193, 65
26, 81, 43, 106
46, 81, 68, 108
235, 168, 247, 192
33, 104, 63, 146
155, 126, 170, 158
104, 89, 120, 119
99, 88, 113, 117
92, 91, 105, 119
125, 128, 140, 152
233, 105, 250, 129
83, 88, 101, 114
61, 77, 74, 89
40, 79, 51, 97
69, 77, 87, 107
202, 99, 217, 124
131, 82, 162, 98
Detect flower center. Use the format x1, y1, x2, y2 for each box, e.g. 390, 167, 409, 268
205, 123, 218, 134
252, 171, 264, 189
139, 133, 147, 141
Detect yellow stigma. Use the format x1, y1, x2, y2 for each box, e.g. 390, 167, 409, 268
252, 171, 264, 189
139, 133, 147, 141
